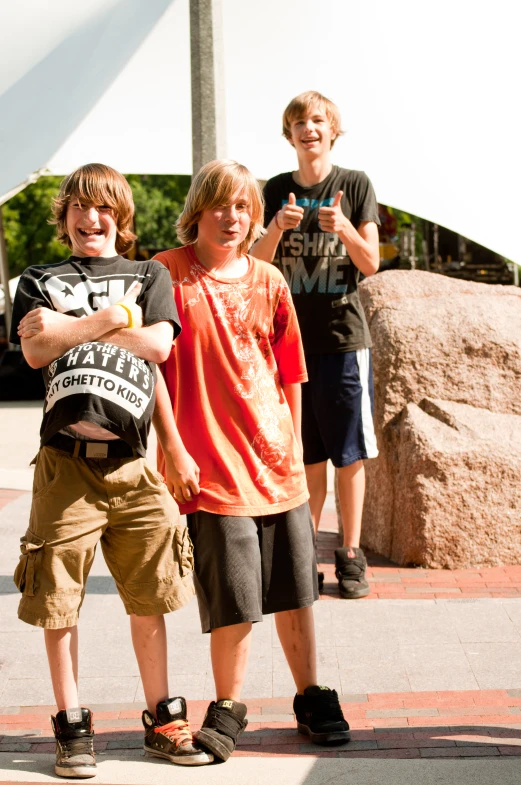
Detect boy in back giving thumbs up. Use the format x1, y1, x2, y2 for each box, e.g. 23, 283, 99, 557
252, 91, 380, 600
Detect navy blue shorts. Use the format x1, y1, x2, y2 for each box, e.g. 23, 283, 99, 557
302, 349, 378, 468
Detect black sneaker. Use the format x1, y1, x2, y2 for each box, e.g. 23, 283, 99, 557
51, 707, 96, 779
335, 547, 371, 599
196, 699, 248, 762
294, 686, 350, 745
142, 696, 213, 766
318, 571, 325, 592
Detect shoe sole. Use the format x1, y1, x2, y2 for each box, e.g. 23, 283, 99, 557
144, 744, 214, 766
55, 764, 97, 778
297, 722, 351, 745
195, 729, 233, 762
339, 585, 371, 599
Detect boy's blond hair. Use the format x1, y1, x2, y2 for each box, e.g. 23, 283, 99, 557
51, 163, 137, 255
282, 91, 344, 148
176, 160, 264, 255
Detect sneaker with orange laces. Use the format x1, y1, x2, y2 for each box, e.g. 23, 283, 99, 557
142, 697, 213, 766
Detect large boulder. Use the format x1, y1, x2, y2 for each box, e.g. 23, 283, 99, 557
389, 398, 521, 568
358, 270, 521, 566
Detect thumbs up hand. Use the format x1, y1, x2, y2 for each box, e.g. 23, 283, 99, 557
275, 192, 305, 231
318, 190, 346, 233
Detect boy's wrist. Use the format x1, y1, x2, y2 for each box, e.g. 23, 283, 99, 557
115, 303, 134, 328
108, 304, 131, 329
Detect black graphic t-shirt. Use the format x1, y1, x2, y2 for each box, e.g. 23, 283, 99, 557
263, 167, 380, 354
10, 256, 180, 456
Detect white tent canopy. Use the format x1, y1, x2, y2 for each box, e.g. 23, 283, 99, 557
1, 0, 520, 263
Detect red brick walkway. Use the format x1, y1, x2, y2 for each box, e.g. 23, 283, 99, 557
1, 692, 520, 759
317, 531, 521, 599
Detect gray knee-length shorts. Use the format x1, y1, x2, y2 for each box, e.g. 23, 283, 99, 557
187, 502, 318, 633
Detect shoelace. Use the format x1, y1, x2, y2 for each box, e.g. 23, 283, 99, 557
59, 736, 94, 758
155, 718, 193, 747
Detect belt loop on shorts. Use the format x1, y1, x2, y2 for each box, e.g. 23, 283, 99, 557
73, 440, 81, 458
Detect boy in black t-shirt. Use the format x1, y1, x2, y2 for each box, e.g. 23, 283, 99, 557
252, 92, 380, 600
10, 164, 212, 776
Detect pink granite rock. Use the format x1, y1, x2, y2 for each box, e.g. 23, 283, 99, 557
390, 398, 521, 567
357, 271, 521, 566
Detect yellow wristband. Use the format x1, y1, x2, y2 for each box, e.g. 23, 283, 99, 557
116, 302, 134, 328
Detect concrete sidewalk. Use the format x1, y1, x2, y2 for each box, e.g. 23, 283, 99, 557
1, 756, 519, 785
1, 402, 520, 784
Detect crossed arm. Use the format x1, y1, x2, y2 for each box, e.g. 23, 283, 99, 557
18, 302, 173, 368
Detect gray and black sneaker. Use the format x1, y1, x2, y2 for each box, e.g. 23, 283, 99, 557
51, 707, 96, 779
142, 696, 213, 766
196, 699, 248, 762
335, 546, 371, 599
294, 686, 350, 744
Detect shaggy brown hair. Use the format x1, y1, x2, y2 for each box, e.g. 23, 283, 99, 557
176, 160, 264, 256
50, 163, 136, 254
282, 91, 344, 148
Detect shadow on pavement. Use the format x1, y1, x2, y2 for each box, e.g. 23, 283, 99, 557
0, 725, 520, 784
0, 574, 119, 595
3, 724, 519, 758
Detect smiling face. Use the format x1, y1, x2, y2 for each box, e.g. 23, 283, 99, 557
66, 199, 118, 258
197, 190, 252, 255
289, 105, 337, 158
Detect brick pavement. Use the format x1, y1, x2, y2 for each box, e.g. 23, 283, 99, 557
2, 486, 521, 776
1, 691, 520, 761
317, 520, 521, 600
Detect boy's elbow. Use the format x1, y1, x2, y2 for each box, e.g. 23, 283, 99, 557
26, 352, 49, 369
154, 344, 173, 364
23, 353, 38, 369
365, 256, 380, 277
21, 342, 47, 369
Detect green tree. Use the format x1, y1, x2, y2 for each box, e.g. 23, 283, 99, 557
127, 174, 191, 254
3, 176, 69, 278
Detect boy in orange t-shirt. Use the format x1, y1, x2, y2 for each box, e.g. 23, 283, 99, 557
153, 160, 350, 761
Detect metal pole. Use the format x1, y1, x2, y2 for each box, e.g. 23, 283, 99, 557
189, 0, 226, 174
433, 223, 439, 271
410, 223, 417, 270
0, 207, 13, 347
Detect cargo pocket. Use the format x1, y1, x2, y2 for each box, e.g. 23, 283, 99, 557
32, 448, 63, 499
174, 525, 194, 578
13, 531, 45, 596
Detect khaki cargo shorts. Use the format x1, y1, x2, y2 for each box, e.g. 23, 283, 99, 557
14, 446, 194, 628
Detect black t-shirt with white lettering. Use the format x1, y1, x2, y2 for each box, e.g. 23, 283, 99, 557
263, 167, 380, 354
10, 255, 180, 456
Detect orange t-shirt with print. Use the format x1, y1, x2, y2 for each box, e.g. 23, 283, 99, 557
154, 245, 309, 516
